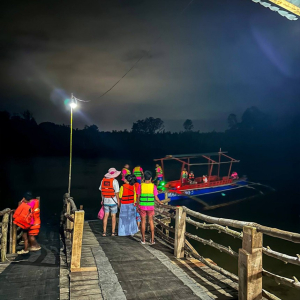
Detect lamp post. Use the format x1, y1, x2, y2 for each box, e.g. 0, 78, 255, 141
68, 94, 77, 196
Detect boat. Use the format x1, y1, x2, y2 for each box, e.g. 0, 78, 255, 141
155, 151, 273, 210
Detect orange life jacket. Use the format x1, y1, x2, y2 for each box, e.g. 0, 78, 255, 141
28, 199, 41, 236
101, 178, 115, 198
13, 202, 33, 229
121, 184, 135, 204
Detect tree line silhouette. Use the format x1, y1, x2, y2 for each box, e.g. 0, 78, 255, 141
0, 107, 299, 164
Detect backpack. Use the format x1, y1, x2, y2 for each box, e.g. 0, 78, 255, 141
13, 202, 33, 229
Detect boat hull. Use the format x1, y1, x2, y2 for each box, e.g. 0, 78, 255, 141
158, 180, 249, 201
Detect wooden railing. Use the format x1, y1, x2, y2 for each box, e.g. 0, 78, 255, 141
0, 208, 24, 262
154, 202, 300, 300
61, 193, 90, 272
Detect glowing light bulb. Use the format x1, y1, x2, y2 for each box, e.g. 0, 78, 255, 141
70, 102, 77, 109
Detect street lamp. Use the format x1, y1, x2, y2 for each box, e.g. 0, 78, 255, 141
68, 94, 77, 196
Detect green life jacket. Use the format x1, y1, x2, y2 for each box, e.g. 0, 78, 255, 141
133, 167, 142, 177
139, 183, 155, 207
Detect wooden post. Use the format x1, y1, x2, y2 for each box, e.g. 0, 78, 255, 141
9, 212, 13, 254
174, 206, 186, 258
1, 213, 9, 262
11, 224, 17, 254
70, 210, 85, 271
66, 200, 71, 239
238, 226, 263, 300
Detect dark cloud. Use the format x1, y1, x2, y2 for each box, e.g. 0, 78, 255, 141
0, 0, 299, 132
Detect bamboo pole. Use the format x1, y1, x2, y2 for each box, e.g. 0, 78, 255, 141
263, 270, 300, 290
9, 212, 13, 254
186, 217, 243, 239
185, 232, 238, 258
1, 213, 9, 262
183, 206, 300, 243
174, 206, 186, 258
238, 226, 263, 300
262, 289, 281, 300
154, 217, 175, 233
11, 224, 17, 254
184, 243, 239, 281
262, 246, 300, 266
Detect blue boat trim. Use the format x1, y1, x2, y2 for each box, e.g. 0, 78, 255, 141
158, 180, 249, 202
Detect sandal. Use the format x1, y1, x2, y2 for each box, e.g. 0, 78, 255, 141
140, 240, 146, 245
29, 246, 41, 252
102, 233, 106, 237
17, 249, 29, 255
111, 232, 117, 236
150, 240, 156, 245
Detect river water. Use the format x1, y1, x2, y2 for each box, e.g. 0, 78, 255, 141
0, 156, 299, 299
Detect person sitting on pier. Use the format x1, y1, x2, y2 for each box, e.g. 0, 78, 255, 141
188, 171, 195, 184
13, 192, 41, 254
203, 175, 208, 183
118, 174, 139, 236
136, 170, 162, 244
100, 168, 121, 236
181, 168, 188, 185
122, 164, 131, 182
133, 165, 144, 184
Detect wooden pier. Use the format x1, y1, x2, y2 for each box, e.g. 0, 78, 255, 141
1, 194, 300, 300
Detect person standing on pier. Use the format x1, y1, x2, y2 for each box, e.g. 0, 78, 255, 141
118, 174, 139, 236
100, 168, 121, 236
14, 192, 41, 254
122, 164, 131, 181
136, 170, 162, 244
133, 165, 143, 184
181, 168, 188, 185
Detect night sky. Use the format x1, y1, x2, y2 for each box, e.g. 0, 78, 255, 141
0, 0, 299, 131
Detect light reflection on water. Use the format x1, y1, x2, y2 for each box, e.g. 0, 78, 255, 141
0, 156, 299, 299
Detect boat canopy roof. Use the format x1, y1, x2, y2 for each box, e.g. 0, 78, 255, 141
154, 151, 239, 165
154, 152, 227, 160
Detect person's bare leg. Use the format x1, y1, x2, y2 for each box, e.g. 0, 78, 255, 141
111, 214, 116, 234
137, 221, 141, 230
141, 215, 146, 242
29, 235, 39, 248
103, 212, 109, 235
149, 215, 154, 243
23, 232, 29, 251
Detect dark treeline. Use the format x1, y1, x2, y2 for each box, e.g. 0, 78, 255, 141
0, 107, 299, 165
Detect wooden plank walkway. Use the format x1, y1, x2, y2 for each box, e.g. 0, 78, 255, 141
0, 226, 60, 300
69, 220, 239, 300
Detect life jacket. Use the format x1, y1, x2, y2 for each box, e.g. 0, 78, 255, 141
203, 176, 208, 183
133, 166, 142, 178
182, 171, 188, 178
13, 202, 33, 229
189, 173, 194, 180
134, 182, 140, 204
155, 166, 163, 177
101, 178, 115, 198
140, 183, 155, 207
28, 199, 41, 236
122, 168, 131, 180
121, 184, 135, 204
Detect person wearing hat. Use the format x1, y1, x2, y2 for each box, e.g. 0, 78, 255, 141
99, 168, 121, 236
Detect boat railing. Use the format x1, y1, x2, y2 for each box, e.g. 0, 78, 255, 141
154, 201, 300, 300
61, 193, 85, 272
